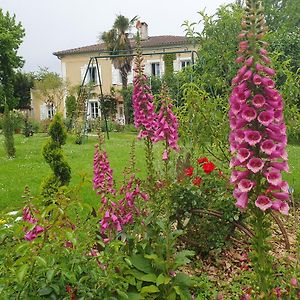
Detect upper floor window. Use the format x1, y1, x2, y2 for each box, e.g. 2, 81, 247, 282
88, 66, 98, 84
151, 62, 160, 77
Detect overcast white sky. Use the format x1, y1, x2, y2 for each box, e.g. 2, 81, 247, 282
1, 0, 233, 74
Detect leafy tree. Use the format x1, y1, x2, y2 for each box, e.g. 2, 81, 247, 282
13, 71, 35, 109
101, 15, 137, 89
34, 68, 66, 112
183, 4, 243, 96
0, 9, 25, 110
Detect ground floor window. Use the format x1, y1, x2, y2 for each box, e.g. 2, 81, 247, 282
90, 101, 99, 119
181, 59, 191, 69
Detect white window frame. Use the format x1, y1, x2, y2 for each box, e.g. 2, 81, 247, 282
180, 59, 192, 70
47, 103, 55, 119
88, 100, 100, 119
151, 62, 161, 77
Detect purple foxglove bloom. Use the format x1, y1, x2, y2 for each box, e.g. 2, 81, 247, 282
247, 157, 264, 173
236, 148, 252, 163
252, 94, 266, 108
265, 171, 282, 186
244, 130, 262, 146
260, 139, 276, 155
238, 179, 255, 192
271, 200, 289, 215
132, 43, 158, 140
255, 195, 272, 212
241, 106, 257, 122
258, 110, 274, 126
229, 4, 289, 214
235, 190, 249, 211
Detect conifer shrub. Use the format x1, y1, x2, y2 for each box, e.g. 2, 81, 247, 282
41, 113, 71, 198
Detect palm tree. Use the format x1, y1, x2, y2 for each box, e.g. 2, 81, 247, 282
101, 15, 137, 89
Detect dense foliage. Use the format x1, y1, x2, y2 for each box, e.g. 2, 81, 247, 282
0, 9, 25, 110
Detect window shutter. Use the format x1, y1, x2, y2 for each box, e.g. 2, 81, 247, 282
173, 59, 180, 72
87, 100, 91, 119
96, 65, 101, 85
144, 62, 151, 77
40, 104, 47, 120
112, 65, 122, 85
80, 65, 88, 84
128, 66, 134, 84
160, 61, 165, 77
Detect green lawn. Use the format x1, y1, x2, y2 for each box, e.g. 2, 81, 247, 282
0, 133, 153, 211
0, 133, 299, 211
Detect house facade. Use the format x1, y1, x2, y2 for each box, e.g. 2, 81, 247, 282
31, 23, 196, 122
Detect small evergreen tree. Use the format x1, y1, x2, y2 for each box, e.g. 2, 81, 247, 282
2, 103, 16, 158
41, 114, 71, 198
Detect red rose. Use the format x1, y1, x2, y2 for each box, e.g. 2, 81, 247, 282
193, 176, 202, 186
197, 157, 209, 164
184, 167, 194, 177
202, 162, 216, 174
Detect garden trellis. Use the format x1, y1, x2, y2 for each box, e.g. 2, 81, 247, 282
77, 49, 198, 142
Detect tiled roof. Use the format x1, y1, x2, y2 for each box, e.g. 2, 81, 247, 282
53, 35, 190, 57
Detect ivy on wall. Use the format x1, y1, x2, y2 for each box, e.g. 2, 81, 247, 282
163, 53, 176, 77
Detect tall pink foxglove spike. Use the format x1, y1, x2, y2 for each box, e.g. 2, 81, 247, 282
229, 0, 289, 215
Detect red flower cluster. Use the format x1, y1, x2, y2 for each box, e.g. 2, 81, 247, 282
183, 157, 217, 187
197, 157, 216, 174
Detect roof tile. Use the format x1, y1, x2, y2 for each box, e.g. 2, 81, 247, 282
53, 35, 190, 57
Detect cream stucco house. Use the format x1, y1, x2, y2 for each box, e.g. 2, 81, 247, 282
31, 23, 196, 123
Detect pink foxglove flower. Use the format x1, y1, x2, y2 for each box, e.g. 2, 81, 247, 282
132, 38, 157, 140
255, 195, 272, 211
229, 1, 289, 214
93, 144, 116, 196
154, 84, 180, 153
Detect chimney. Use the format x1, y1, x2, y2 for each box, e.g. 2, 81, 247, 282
140, 22, 149, 40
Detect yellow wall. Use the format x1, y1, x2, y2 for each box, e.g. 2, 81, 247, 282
31, 44, 197, 121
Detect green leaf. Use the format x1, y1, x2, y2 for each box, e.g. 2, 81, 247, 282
174, 250, 195, 267
16, 264, 28, 284
46, 269, 55, 282
36, 256, 47, 267
156, 274, 171, 286
140, 285, 159, 294
141, 273, 157, 283
117, 289, 128, 299
166, 291, 177, 300
125, 269, 145, 280
130, 254, 153, 273
174, 273, 192, 287
126, 292, 143, 300
156, 274, 165, 286
125, 275, 136, 285
144, 253, 158, 260
38, 286, 53, 296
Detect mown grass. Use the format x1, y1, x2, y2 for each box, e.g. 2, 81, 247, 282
0, 133, 299, 211
0, 133, 155, 211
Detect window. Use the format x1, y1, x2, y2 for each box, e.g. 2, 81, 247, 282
181, 60, 191, 69
88, 66, 98, 84
47, 103, 55, 119
151, 62, 160, 77
90, 101, 99, 119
